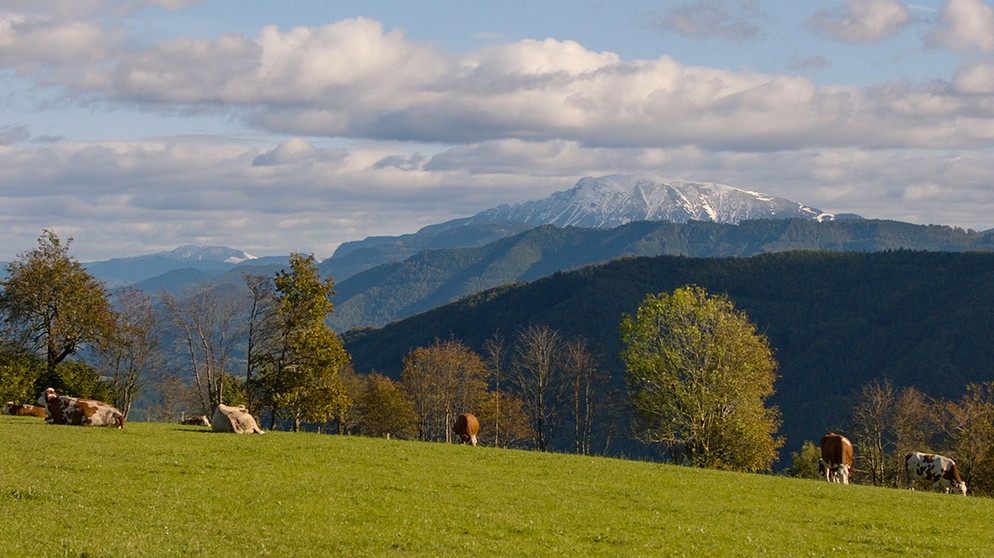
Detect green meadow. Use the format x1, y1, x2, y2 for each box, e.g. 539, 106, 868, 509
1, 417, 990, 557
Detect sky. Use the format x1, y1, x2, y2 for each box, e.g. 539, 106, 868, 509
3, 0, 994, 262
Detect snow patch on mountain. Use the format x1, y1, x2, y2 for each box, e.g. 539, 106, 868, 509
463, 175, 837, 228
162, 245, 257, 264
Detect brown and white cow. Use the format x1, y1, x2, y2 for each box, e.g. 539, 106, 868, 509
211, 404, 265, 434
37, 388, 125, 428
453, 413, 480, 446
906, 452, 967, 496
180, 414, 211, 427
819, 432, 854, 484
4, 401, 48, 418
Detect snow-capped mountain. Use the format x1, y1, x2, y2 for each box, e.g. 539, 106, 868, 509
462, 174, 837, 228
328, 174, 857, 280
85, 245, 262, 288
162, 245, 257, 264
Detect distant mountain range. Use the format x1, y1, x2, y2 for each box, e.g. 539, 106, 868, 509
321, 174, 861, 281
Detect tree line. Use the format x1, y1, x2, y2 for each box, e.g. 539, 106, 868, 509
786, 378, 994, 496
10, 230, 989, 489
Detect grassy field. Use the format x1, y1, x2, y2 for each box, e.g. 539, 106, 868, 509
1, 417, 990, 557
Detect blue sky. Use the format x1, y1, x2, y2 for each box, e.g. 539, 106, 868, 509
2, 0, 993, 261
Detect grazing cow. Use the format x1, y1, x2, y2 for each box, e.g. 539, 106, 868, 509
819, 433, 854, 484
180, 414, 211, 427
4, 401, 48, 418
37, 388, 125, 428
906, 452, 967, 496
453, 413, 480, 446
211, 404, 265, 434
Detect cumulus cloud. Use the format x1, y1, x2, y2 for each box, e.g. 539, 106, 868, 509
648, 0, 763, 42
2, 6, 994, 260
927, 0, 994, 52
4, 10, 993, 152
807, 0, 911, 43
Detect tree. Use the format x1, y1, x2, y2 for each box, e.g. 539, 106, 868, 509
851, 378, 894, 486
507, 324, 568, 452
402, 338, 488, 442
161, 284, 240, 415
784, 440, 823, 479
257, 253, 350, 431
941, 382, 994, 496
0, 343, 43, 404
620, 285, 783, 471
889, 386, 939, 486
482, 331, 507, 447
0, 230, 114, 392
243, 273, 280, 413
356, 373, 418, 439
563, 338, 603, 455
475, 389, 536, 449
96, 287, 161, 418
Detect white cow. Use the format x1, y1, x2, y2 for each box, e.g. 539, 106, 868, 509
212, 404, 265, 434
906, 452, 967, 496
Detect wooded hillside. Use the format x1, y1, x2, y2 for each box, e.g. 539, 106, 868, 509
328, 219, 994, 331
343, 250, 994, 456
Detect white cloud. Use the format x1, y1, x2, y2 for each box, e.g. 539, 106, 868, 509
2, 5, 994, 261
807, 0, 911, 43
953, 61, 994, 93
927, 0, 994, 52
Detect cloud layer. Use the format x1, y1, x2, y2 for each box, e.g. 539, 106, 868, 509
2, 1, 994, 261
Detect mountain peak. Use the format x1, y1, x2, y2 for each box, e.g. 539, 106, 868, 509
162, 245, 257, 264
467, 174, 839, 228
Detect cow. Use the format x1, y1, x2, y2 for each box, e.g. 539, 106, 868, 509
453, 413, 480, 446
37, 388, 125, 428
180, 414, 211, 427
4, 401, 48, 418
211, 404, 265, 434
819, 433, 854, 484
906, 452, 967, 496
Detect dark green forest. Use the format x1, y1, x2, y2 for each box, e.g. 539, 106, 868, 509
343, 249, 994, 456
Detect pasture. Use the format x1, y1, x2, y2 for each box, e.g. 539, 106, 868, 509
0, 417, 990, 557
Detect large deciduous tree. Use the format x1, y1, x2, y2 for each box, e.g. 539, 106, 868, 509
0, 230, 114, 393
620, 285, 783, 471
257, 253, 350, 431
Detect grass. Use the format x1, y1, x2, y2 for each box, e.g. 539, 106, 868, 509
1, 417, 991, 557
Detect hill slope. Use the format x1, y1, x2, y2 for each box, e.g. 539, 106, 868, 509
2, 419, 990, 556
342, 250, 994, 454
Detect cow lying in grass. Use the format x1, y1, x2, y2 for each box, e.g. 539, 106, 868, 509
212, 404, 265, 434
4, 401, 48, 418
180, 414, 211, 427
37, 388, 125, 428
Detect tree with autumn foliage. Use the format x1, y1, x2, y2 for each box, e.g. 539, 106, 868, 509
402, 339, 489, 443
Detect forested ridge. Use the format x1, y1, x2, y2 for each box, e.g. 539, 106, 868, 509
343, 249, 994, 453
327, 218, 994, 331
